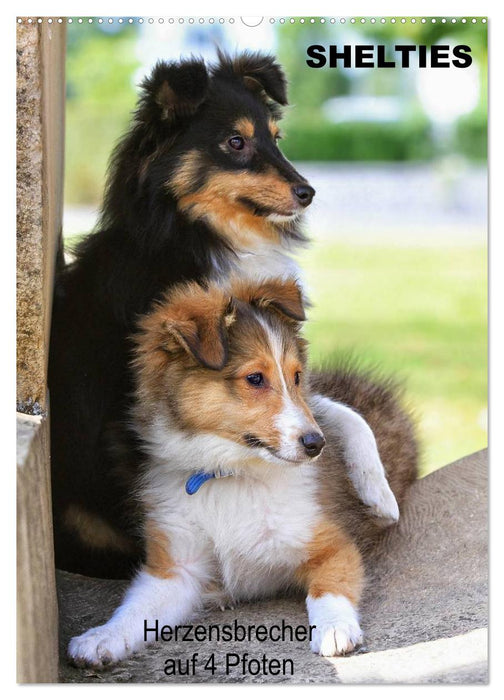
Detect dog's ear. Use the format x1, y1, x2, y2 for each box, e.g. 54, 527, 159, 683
139, 59, 209, 125
215, 51, 288, 106
234, 278, 306, 323
140, 283, 235, 370
163, 312, 229, 370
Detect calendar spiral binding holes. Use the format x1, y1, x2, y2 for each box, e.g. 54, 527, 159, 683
16, 16, 488, 25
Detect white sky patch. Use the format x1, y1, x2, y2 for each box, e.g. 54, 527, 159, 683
417, 49, 480, 125
134, 20, 276, 88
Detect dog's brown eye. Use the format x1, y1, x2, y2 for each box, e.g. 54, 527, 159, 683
294, 371, 301, 386
246, 372, 264, 387
229, 136, 245, 151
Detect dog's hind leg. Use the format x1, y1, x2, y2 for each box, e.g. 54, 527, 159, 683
309, 394, 399, 524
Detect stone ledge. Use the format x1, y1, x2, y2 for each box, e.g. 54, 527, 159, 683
17, 413, 59, 683
57, 449, 488, 684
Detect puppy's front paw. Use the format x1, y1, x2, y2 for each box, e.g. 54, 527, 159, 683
307, 594, 363, 657
68, 623, 141, 669
310, 617, 363, 656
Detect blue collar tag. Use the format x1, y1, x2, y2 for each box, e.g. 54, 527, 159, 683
185, 469, 234, 495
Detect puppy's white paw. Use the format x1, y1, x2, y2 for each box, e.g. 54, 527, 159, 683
311, 617, 363, 656
310, 395, 399, 524
349, 462, 400, 525
68, 623, 142, 669
307, 594, 363, 657
345, 445, 399, 524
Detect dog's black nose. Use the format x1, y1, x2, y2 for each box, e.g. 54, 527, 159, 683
292, 184, 315, 207
300, 432, 326, 457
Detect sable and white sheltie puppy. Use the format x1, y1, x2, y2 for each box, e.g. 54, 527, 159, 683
68, 278, 418, 668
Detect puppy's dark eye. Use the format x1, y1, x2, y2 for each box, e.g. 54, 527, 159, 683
294, 371, 301, 386
246, 372, 264, 387
228, 136, 245, 151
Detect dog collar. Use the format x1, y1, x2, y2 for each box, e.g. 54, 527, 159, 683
185, 469, 234, 495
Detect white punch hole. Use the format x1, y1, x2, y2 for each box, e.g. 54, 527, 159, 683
241, 17, 264, 27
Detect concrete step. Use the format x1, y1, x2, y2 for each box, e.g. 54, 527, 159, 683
57, 449, 488, 684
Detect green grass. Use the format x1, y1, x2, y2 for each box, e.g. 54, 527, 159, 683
297, 242, 487, 476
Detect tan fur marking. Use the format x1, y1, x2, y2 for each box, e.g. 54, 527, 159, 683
176, 169, 296, 247
169, 149, 205, 199
173, 330, 313, 454
179, 170, 293, 213
63, 504, 135, 554
178, 352, 286, 446
134, 282, 232, 372
297, 521, 364, 605
234, 117, 255, 139
232, 277, 305, 322
156, 81, 177, 118
268, 118, 280, 139
144, 521, 176, 579
199, 197, 278, 245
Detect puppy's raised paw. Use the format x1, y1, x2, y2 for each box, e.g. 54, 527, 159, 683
346, 455, 400, 525
310, 394, 399, 524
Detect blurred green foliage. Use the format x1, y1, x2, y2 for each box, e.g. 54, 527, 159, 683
277, 18, 487, 165
282, 118, 434, 161
456, 111, 487, 160
65, 24, 140, 204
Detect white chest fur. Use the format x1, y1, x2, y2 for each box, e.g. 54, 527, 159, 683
235, 245, 304, 286
191, 466, 321, 600
146, 458, 322, 603
210, 234, 306, 292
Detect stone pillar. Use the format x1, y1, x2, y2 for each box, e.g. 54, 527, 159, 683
16, 18, 66, 683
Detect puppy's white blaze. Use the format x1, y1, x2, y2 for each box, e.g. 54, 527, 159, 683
68, 570, 203, 667
258, 316, 313, 460
275, 397, 311, 460
306, 594, 363, 657
310, 394, 400, 523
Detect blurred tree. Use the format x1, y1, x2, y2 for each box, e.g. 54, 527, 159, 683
276, 17, 487, 162
65, 23, 140, 205
277, 20, 351, 111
